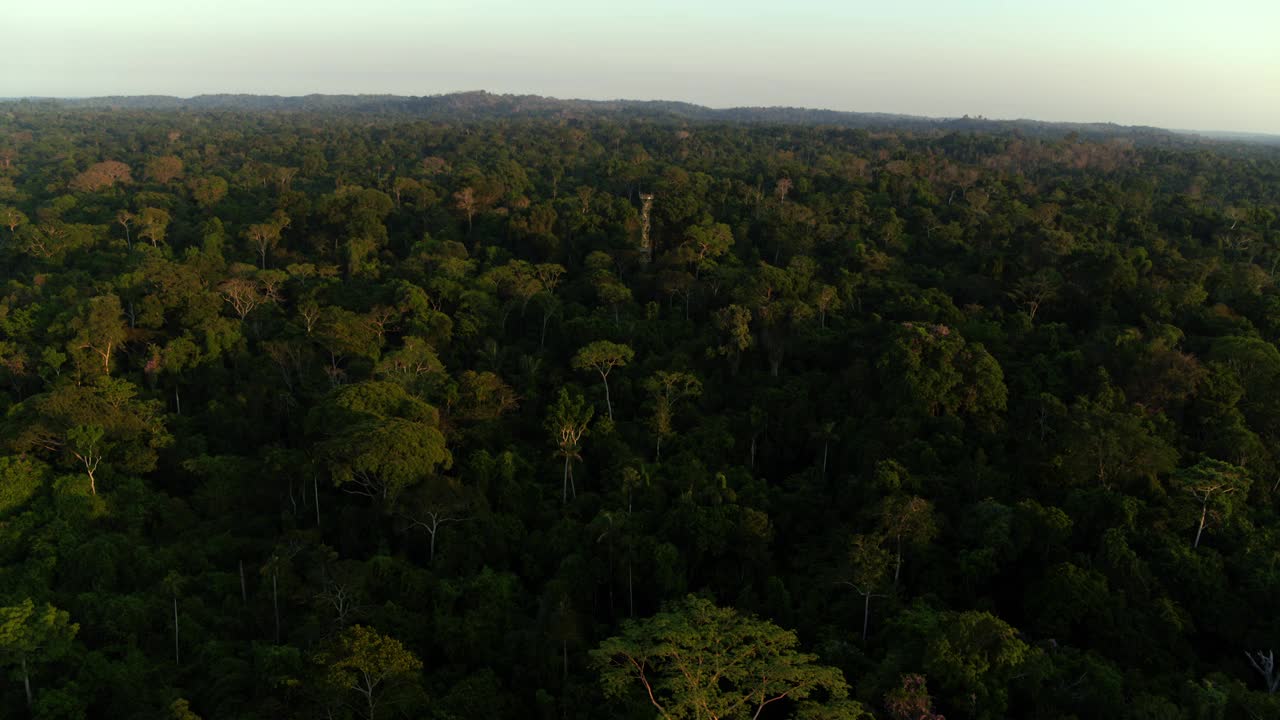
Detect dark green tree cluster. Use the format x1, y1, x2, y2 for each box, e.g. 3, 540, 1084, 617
0, 104, 1277, 718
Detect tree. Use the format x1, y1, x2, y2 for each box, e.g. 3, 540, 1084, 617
319, 396, 452, 503
591, 595, 859, 720
11, 378, 170, 493
398, 476, 471, 564
316, 625, 423, 720
1008, 269, 1060, 323
919, 609, 1035, 720
218, 277, 268, 320
712, 304, 753, 375
1059, 382, 1179, 488
546, 388, 593, 503
170, 698, 204, 720
572, 340, 634, 421
837, 534, 892, 642
811, 421, 838, 481
65, 424, 105, 495
454, 186, 478, 233
1245, 650, 1280, 694
644, 370, 702, 461
245, 210, 290, 268
69, 294, 127, 375
883, 675, 945, 720
0, 206, 26, 236
116, 209, 135, 248
678, 222, 735, 277
0, 599, 78, 711
878, 495, 937, 587
137, 207, 171, 247
1174, 459, 1250, 548
188, 175, 228, 208
69, 160, 131, 191
163, 571, 184, 665
145, 155, 184, 184
878, 322, 1007, 426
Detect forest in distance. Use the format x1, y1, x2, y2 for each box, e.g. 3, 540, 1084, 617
0, 100, 1278, 720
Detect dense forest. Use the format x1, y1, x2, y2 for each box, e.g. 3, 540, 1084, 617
0, 102, 1279, 720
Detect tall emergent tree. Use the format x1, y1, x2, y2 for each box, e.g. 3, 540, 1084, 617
546, 388, 593, 503
591, 595, 865, 719
572, 341, 634, 421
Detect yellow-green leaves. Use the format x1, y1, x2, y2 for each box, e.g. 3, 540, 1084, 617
592, 595, 857, 720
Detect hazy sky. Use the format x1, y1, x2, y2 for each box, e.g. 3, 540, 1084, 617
6, 0, 1278, 133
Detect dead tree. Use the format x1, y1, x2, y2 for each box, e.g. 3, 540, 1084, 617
1246, 650, 1280, 694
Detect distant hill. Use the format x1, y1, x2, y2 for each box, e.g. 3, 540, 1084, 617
5, 91, 1276, 146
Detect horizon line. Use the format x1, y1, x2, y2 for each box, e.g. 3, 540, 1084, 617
2, 90, 1277, 140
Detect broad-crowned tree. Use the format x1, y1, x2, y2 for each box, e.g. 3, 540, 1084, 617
572, 340, 634, 421
315, 624, 423, 720
591, 595, 863, 720
0, 599, 78, 711
1174, 458, 1250, 548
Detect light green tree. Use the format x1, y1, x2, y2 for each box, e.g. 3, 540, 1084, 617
0, 599, 79, 711
644, 370, 701, 461
1174, 459, 1250, 548
317, 625, 423, 720
572, 340, 634, 420
592, 595, 865, 719
546, 388, 593, 503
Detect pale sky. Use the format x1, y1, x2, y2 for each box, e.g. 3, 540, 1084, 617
5, 0, 1278, 133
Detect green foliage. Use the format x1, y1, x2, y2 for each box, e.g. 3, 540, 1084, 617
0, 599, 78, 709
592, 595, 859, 719
0, 456, 48, 517
316, 624, 423, 720
0, 104, 1277, 720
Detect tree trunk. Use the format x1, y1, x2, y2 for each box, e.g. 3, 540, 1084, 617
272, 568, 281, 643
1194, 502, 1208, 548
314, 474, 321, 527
239, 560, 247, 604
894, 535, 903, 587
563, 456, 570, 504
603, 376, 614, 420
429, 523, 437, 564
862, 592, 872, 642
173, 595, 180, 664
21, 654, 32, 710
628, 561, 634, 618
821, 442, 828, 481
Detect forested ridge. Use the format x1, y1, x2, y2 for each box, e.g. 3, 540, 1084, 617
11, 92, 1247, 145
0, 105, 1278, 719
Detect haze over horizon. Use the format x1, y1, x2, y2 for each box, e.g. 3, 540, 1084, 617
6, 0, 1278, 135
